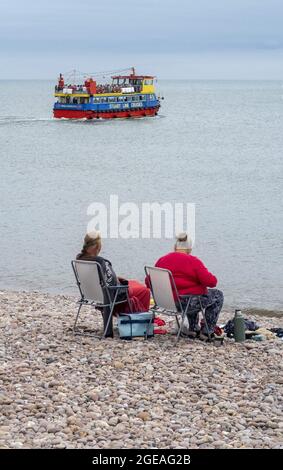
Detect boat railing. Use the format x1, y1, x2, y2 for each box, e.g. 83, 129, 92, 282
55, 83, 143, 94
95, 84, 142, 93
55, 86, 89, 94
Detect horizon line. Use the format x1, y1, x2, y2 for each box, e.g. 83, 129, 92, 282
0, 78, 282, 81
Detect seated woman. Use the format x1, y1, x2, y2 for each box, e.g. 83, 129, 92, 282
76, 231, 150, 336
150, 232, 224, 339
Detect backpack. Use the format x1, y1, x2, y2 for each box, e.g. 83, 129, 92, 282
224, 318, 259, 338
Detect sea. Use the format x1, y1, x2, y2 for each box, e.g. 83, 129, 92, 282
0, 80, 282, 311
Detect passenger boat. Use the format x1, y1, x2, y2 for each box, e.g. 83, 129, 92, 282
53, 67, 161, 119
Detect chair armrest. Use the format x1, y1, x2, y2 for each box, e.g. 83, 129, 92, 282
107, 285, 129, 291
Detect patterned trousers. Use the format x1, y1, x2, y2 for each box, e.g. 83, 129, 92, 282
180, 289, 224, 334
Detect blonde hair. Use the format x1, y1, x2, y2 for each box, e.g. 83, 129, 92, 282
81, 231, 102, 255
175, 232, 193, 251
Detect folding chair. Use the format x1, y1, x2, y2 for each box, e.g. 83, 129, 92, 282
71, 260, 131, 338
144, 266, 211, 343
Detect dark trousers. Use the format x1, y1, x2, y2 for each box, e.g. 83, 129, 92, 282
95, 307, 113, 337
180, 289, 224, 334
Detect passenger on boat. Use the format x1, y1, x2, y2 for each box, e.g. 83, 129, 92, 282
58, 73, 64, 90
97, 85, 104, 94
76, 231, 150, 337
147, 232, 224, 339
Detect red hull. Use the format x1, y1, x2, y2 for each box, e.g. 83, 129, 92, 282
53, 107, 159, 119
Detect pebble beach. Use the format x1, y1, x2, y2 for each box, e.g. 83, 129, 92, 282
0, 290, 282, 449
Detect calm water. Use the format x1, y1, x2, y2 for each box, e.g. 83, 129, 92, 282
0, 80, 282, 310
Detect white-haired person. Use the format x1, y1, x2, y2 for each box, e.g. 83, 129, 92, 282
76, 231, 150, 337
149, 233, 224, 340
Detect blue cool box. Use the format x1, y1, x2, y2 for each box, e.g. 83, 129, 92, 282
117, 312, 154, 339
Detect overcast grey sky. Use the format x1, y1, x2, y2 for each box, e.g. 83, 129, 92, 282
1, 0, 283, 79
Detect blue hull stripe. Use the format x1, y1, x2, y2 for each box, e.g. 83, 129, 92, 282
54, 94, 160, 112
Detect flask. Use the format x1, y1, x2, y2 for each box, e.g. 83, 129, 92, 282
234, 309, 245, 342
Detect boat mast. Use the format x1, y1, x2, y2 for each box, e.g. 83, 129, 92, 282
72, 69, 77, 84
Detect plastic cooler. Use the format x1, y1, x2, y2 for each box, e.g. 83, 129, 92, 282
117, 313, 154, 340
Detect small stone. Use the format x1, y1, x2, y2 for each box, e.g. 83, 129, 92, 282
26, 421, 36, 429
46, 357, 57, 364
266, 349, 280, 354
87, 391, 99, 402
12, 442, 24, 448
108, 417, 119, 426
137, 411, 150, 421
214, 440, 226, 447
67, 416, 77, 425
113, 361, 124, 369
205, 393, 216, 400
114, 423, 126, 432
47, 424, 60, 433
245, 343, 257, 350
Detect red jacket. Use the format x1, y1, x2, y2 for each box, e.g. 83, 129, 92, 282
153, 252, 217, 296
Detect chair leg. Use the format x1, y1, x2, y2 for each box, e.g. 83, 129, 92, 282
126, 290, 133, 313
102, 305, 115, 339
73, 303, 83, 334
175, 314, 180, 329
175, 297, 192, 345
102, 292, 119, 339
145, 313, 154, 340
175, 306, 188, 345
175, 312, 186, 344
199, 298, 212, 341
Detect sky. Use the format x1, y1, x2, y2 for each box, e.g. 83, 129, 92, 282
0, 0, 283, 79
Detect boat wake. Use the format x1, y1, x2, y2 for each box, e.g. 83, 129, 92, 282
0, 116, 54, 125
0, 114, 164, 127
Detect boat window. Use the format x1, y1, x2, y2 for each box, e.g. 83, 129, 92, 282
108, 96, 117, 103
144, 79, 153, 85
139, 95, 144, 101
